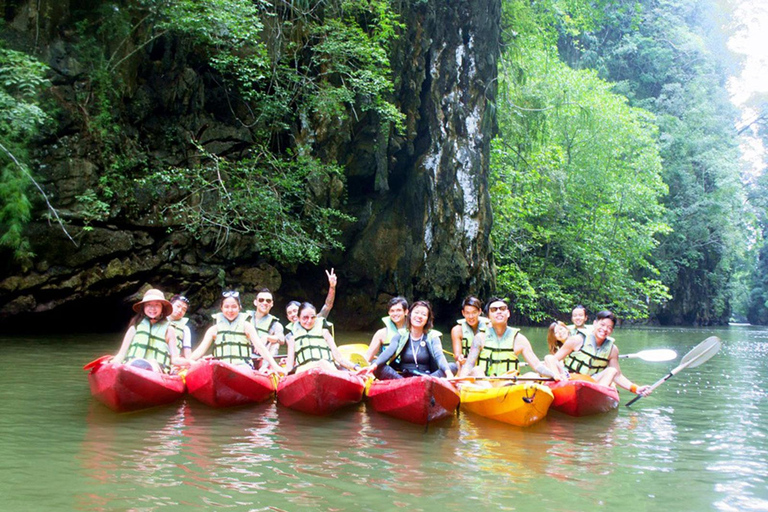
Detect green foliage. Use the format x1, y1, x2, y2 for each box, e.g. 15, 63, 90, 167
67, 0, 401, 265
491, 37, 670, 321
0, 46, 51, 264
142, 144, 353, 263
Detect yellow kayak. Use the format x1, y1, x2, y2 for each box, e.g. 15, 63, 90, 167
459, 381, 554, 427
337, 343, 369, 366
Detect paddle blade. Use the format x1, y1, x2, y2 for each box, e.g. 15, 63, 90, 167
680, 336, 721, 369
83, 355, 111, 371
635, 349, 677, 362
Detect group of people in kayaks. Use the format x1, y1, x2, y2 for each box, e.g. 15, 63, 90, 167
111, 270, 651, 397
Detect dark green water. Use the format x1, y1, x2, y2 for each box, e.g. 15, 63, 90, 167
1, 326, 766, 511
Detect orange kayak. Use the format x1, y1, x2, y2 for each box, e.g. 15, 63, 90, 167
547, 375, 619, 416
459, 382, 553, 427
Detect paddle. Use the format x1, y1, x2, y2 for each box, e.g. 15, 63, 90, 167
83, 355, 111, 371
625, 336, 722, 407
619, 349, 677, 362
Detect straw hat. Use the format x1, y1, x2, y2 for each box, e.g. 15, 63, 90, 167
132, 288, 173, 317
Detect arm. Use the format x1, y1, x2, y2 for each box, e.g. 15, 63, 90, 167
552, 335, 582, 362
516, 335, 558, 379
166, 325, 190, 367
181, 325, 193, 358
190, 325, 218, 360
368, 333, 402, 370
112, 325, 137, 363
264, 322, 285, 346
285, 335, 295, 370
429, 333, 454, 378
458, 333, 485, 377
608, 346, 651, 395
245, 323, 286, 374
322, 329, 356, 370
450, 324, 466, 365
364, 328, 386, 362
317, 268, 337, 318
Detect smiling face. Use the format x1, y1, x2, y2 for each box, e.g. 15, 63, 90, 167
254, 292, 274, 315
462, 305, 482, 327
299, 306, 317, 330
388, 303, 407, 325
592, 317, 615, 343
170, 300, 188, 321
143, 301, 165, 320
221, 297, 241, 321
286, 304, 299, 323
409, 305, 430, 330
571, 307, 587, 328
554, 323, 570, 342
487, 300, 510, 326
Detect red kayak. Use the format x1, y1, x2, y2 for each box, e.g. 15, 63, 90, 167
277, 368, 365, 415
85, 359, 185, 412
366, 376, 460, 424
185, 359, 276, 407
547, 375, 619, 416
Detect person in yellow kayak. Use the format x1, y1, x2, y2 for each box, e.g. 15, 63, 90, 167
364, 296, 408, 362
550, 310, 651, 395
362, 300, 456, 380
450, 296, 489, 367
190, 291, 286, 374
284, 268, 338, 335
458, 297, 559, 381
113, 288, 189, 373
249, 288, 285, 370
568, 305, 591, 336
169, 294, 193, 358
287, 302, 357, 373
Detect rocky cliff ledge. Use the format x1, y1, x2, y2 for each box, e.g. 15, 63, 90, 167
0, 0, 499, 331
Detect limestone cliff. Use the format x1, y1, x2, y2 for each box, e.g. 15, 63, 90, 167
0, 0, 499, 330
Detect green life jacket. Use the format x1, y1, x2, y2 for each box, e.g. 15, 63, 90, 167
212, 312, 253, 367
380, 316, 404, 355
388, 330, 443, 372
477, 327, 520, 376
169, 316, 189, 352
250, 312, 281, 340
293, 320, 333, 368
126, 318, 173, 372
568, 324, 591, 338
457, 317, 489, 357
564, 332, 614, 376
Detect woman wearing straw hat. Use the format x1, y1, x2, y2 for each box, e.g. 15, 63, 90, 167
112, 288, 188, 373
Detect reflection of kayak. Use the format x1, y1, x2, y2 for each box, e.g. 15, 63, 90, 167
459, 382, 553, 427
337, 343, 369, 365
86, 361, 185, 412
547, 375, 619, 416
277, 368, 365, 415
185, 359, 275, 407
366, 376, 460, 424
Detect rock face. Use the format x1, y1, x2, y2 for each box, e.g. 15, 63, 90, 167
0, 0, 499, 331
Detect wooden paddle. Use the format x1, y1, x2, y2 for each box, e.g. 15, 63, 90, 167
626, 336, 721, 407
83, 355, 111, 371
619, 349, 677, 362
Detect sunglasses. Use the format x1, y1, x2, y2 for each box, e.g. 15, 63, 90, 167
257, 297, 273, 303
176, 296, 190, 304
489, 305, 509, 313
222, 291, 240, 298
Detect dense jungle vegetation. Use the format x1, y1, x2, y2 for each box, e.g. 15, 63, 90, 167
1, 0, 767, 325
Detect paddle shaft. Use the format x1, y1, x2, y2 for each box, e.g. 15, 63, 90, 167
449, 376, 554, 382
626, 337, 720, 407
618, 349, 677, 362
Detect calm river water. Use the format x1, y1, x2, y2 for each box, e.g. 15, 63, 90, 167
1, 325, 766, 511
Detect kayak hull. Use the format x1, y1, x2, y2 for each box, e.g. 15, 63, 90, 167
185, 359, 275, 407
548, 378, 619, 416
277, 368, 365, 415
366, 376, 460, 424
459, 382, 553, 427
87, 362, 185, 412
